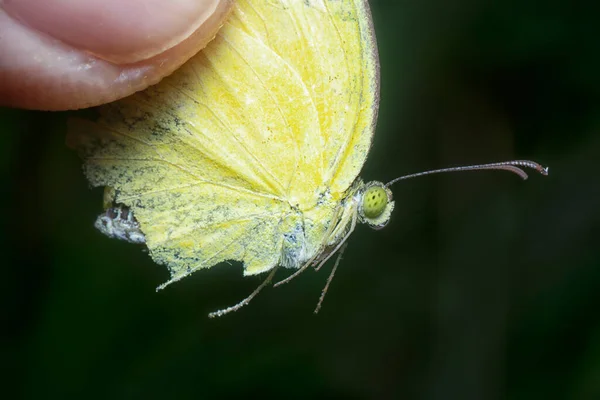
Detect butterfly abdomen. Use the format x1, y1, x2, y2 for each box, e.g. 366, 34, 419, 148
95, 205, 146, 244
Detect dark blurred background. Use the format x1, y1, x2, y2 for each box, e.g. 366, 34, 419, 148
2, 0, 600, 399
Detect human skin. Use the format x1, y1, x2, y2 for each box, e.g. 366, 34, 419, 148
0, 0, 233, 110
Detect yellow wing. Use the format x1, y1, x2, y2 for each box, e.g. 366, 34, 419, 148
68, 116, 287, 280
228, 0, 379, 200
67, 0, 379, 282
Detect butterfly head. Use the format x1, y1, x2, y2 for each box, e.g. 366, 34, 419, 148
355, 160, 549, 232
358, 181, 395, 230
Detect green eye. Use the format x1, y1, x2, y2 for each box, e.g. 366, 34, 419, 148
362, 186, 388, 219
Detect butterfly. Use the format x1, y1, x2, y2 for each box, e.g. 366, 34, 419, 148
67, 0, 547, 317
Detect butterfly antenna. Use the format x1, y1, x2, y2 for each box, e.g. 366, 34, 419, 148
208, 268, 278, 318
385, 160, 548, 187
314, 242, 348, 314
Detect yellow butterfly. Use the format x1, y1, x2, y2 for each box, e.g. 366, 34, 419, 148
67, 0, 547, 317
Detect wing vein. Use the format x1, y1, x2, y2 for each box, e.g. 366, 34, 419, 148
96, 125, 207, 183
322, 0, 361, 186
90, 157, 282, 201
134, 85, 281, 197
286, 2, 326, 178
156, 211, 279, 245
160, 215, 279, 287
196, 53, 291, 194
220, 34, 300, 194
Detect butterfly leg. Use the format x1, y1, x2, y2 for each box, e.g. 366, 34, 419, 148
208, 268, 278, 318
314, 242, 348, 314
273, 256, 316, 288
314, 210, 357, 272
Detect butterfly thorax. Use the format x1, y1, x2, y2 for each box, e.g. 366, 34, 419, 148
279, 179, 394, 270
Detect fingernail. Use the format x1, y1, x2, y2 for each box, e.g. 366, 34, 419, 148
2, 0, 224, 64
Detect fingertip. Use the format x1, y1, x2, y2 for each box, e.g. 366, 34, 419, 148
0, 1, 233, 110
3, 0, 232, 64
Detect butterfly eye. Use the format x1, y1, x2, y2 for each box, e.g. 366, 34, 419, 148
362, 185, 388, 219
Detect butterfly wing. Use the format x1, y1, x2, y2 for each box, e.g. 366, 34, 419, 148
68, 113, 287, 281
67, 0, 379, 283
229, 0, 380, 200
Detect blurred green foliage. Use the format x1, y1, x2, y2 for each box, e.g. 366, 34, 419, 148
2, 0, 599, 399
